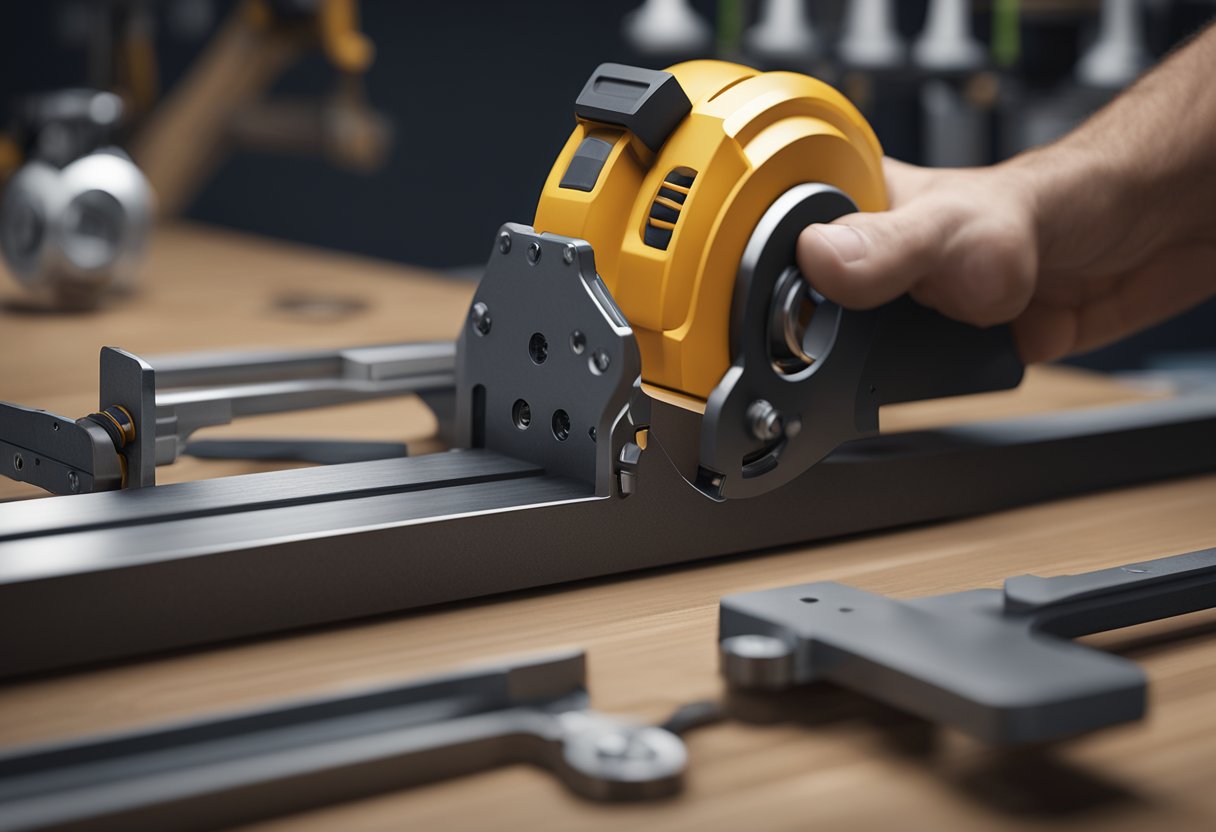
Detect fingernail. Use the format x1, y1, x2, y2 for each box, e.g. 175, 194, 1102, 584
812, 224, 867, 263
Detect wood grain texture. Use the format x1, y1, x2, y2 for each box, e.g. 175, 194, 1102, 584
0, 224, 1213, 831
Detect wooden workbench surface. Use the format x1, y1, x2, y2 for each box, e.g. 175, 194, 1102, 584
1, 224, 1214, 831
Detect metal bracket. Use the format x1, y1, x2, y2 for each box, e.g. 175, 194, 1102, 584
0, 650, 686, 832
455, 224, 642, 497
719, 546, 1216, 744
691, 183, 1024, 500
99, 347, 156, 488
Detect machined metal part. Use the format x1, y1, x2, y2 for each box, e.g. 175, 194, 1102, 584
99, 347, 156, 488
2, 393, 1215, 678
0, 404, 121, 496
690, 183, 1023, 500
720, 546, 1216, 744
0, 342, 456, 494
152, 341, 455, 465
0, 149, 152, 308
0, 650, 687, 832
0, 348, 151, 496
455, 224, 641, 496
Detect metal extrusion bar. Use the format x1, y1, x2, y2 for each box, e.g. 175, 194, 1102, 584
0, 650, 687, 832
0, 395, 1214, 678
153, 341, 456, 464
149, 341, 455, 388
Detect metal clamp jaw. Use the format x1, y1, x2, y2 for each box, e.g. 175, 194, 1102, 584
719, 547, 1216, 744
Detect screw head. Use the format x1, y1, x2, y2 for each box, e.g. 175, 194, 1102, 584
563, 243, 576, 265
67, 471, 80, 493
470, 301, 492, 336
589, 349, 610, 375
526, 241, 542, 265
497, 231, 512, 254
746, 399, 784, 442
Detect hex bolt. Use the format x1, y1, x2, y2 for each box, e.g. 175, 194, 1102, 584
593, 728, 658, 762
746, 399, 784, 442
589, 349, 611, 375
498, 231, 512, 254
563, 243, 577, 265
470, 301, 492, 336
526, 241, 542, 265
67, 471, 80, 493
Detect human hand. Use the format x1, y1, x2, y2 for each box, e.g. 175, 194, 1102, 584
796, 156, 1216, 363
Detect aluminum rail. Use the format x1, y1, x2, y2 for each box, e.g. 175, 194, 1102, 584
1, 394, 1214, 679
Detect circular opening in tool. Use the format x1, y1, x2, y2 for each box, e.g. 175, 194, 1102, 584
569, 330, 586, 355
769, 267, 820, 375
528, 332, 549, 364
512, 399, 532, 430
552, 409, 571, 441
13, 453, 23, 471
800, 597, 818, 604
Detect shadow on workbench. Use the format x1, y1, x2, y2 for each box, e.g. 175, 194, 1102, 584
726, 686, 1150, 819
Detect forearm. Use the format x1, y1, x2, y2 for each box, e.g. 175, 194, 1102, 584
1004, 23, 1216, 273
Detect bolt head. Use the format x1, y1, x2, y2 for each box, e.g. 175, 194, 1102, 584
563, 243, 576, 265
746, 399, 783, 442
589, 349, 610, 375
497, 231, 512, 254
526, 241, 542, 265
67, 471, 80, 493
470, 301, 492, 336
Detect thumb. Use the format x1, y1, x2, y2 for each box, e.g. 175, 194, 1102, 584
795, 209, 945, 309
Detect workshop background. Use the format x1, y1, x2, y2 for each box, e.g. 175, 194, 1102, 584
1, 0, 1214, 372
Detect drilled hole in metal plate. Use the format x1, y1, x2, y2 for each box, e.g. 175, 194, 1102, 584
800, 597, 818, 604
13, 454, 23, 471
512, 399, 532, 430
552, 409, 571, 441
528, 332, 549, 364
570, 330, 586, 355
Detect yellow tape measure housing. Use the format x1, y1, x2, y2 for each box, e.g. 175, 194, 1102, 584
534, 61, 887, 403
